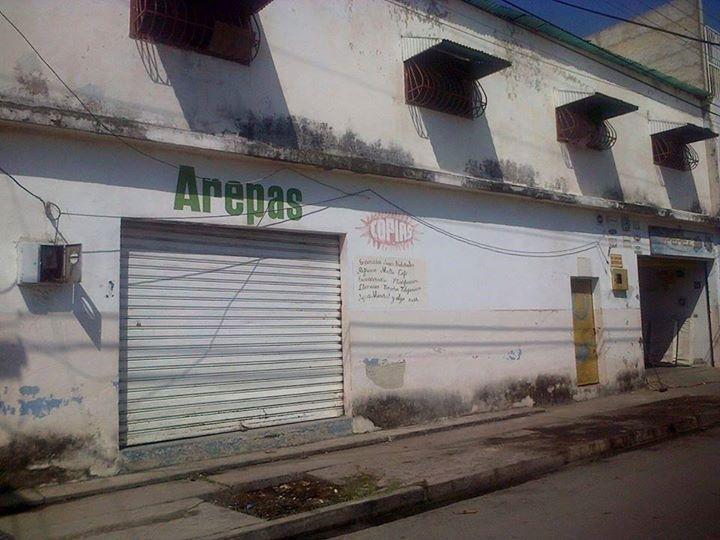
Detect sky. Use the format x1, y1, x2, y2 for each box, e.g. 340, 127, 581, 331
495, 0, 720, 37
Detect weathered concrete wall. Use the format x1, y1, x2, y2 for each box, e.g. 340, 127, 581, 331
589, 0, 706, 90
0, 0, 719, 481
0, 0, 715, 216
2, 126, 716, 477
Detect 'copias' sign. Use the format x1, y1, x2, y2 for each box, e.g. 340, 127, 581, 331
174, 166, 303, 224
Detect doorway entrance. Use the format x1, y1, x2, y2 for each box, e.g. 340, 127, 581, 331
638, 256, 713, 367
570, 278, 600, 386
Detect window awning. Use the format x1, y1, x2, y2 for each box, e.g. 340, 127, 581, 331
247, 1, 274, 13
407, 39, 511, 79
652, 123, 718, 144
556, 92, 638, 121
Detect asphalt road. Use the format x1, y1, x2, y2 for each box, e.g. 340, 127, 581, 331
341, 427, 720, 540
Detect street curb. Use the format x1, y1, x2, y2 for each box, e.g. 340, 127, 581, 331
0, 408, 543, 514
210, 487, 427, 540
207, 411, 720, 540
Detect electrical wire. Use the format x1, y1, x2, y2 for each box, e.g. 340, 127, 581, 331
4, 0, 720, 180
0, 163, 45, 206
542, 0, 720, 46
597, 0, 701, 59
633, 0, 701, 39
0, 2, 706, 259
492, 0, 720, 117
0, 7, 356, 197
387, 0, 720, 123
364, 188, 602, 257
1, 159, 604, 258
0, 8, 177, 170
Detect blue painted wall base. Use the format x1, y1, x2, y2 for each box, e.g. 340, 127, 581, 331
120, 416, 354, 472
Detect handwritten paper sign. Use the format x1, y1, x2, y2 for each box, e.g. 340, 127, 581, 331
355, 256, 426, 306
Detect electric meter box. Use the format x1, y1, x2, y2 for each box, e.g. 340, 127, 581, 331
610, 267, 628, 292
18, 242, 82, 284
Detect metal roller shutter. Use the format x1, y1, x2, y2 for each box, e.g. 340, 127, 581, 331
119, 220, 344, 446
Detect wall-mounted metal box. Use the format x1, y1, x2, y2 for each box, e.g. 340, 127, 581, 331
611, 267, 628, 291
18, 242, 82, 284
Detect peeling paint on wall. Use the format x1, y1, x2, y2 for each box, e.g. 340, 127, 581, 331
19, 395, 83, 418
364, 358, 406, 389
0, 401, 17, 416
1, 387, 85, 419
19, 385, 40, 397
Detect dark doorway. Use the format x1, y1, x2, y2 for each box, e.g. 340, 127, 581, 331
638, 256, 713, 367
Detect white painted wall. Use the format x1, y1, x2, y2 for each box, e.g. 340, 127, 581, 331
0, 0, 718, 474
0, 0, 714, 213
2, 126, 715, 472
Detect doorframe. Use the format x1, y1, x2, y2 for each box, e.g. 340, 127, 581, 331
570, 276, 601, 386
703, 261, 716, 367
637, 254, 715, 368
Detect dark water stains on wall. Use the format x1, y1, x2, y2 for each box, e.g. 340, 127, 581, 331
465, 158, 537, 187
550, 177, 569, 192
0, 434, 90, 491
0, 338, 28, 379
690, 200, 703, 214
386, 0, 449, 26
354, 374, 575, 428
602, 187, 624, 202
353, 391, 467, 429
474, 374, 575, 410
614, 369, 643, 393
234, 112, 414, 167
14, 63, 49, 97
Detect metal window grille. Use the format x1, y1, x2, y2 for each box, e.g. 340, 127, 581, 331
704, 26, 720, 96
556, 107, 617, 151
651, 134, 699, 171
404, 55, 486, 119
129, 0, 262, 65
706, 26, 720, 67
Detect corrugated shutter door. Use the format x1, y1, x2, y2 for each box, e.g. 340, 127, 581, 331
119, 220, 344, 446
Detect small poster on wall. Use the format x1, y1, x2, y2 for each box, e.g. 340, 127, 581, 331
355, 256, 426, 307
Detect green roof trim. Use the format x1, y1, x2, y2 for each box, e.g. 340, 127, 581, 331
461, 0, 711, 100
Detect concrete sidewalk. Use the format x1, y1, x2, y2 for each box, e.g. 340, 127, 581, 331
1, 366, 719, 540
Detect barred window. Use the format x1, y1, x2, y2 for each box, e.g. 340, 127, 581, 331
651, 124, 717, 171
555, 93, 637, 151
129, 0, 272, 65
404, 40, 510, 119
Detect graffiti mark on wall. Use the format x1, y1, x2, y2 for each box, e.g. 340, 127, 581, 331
359, 213, 419, 250
364, 358, 406, 389
506, 348, 522, 361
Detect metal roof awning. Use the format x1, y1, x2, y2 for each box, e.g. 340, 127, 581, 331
652, 123, 718, 144
407, 39, 511, 79
557, 92, 638, 121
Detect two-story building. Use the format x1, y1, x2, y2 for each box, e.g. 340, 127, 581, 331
1, 0, 718, 480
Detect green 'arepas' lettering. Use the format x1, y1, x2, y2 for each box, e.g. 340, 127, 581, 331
173, 166, 303, 222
